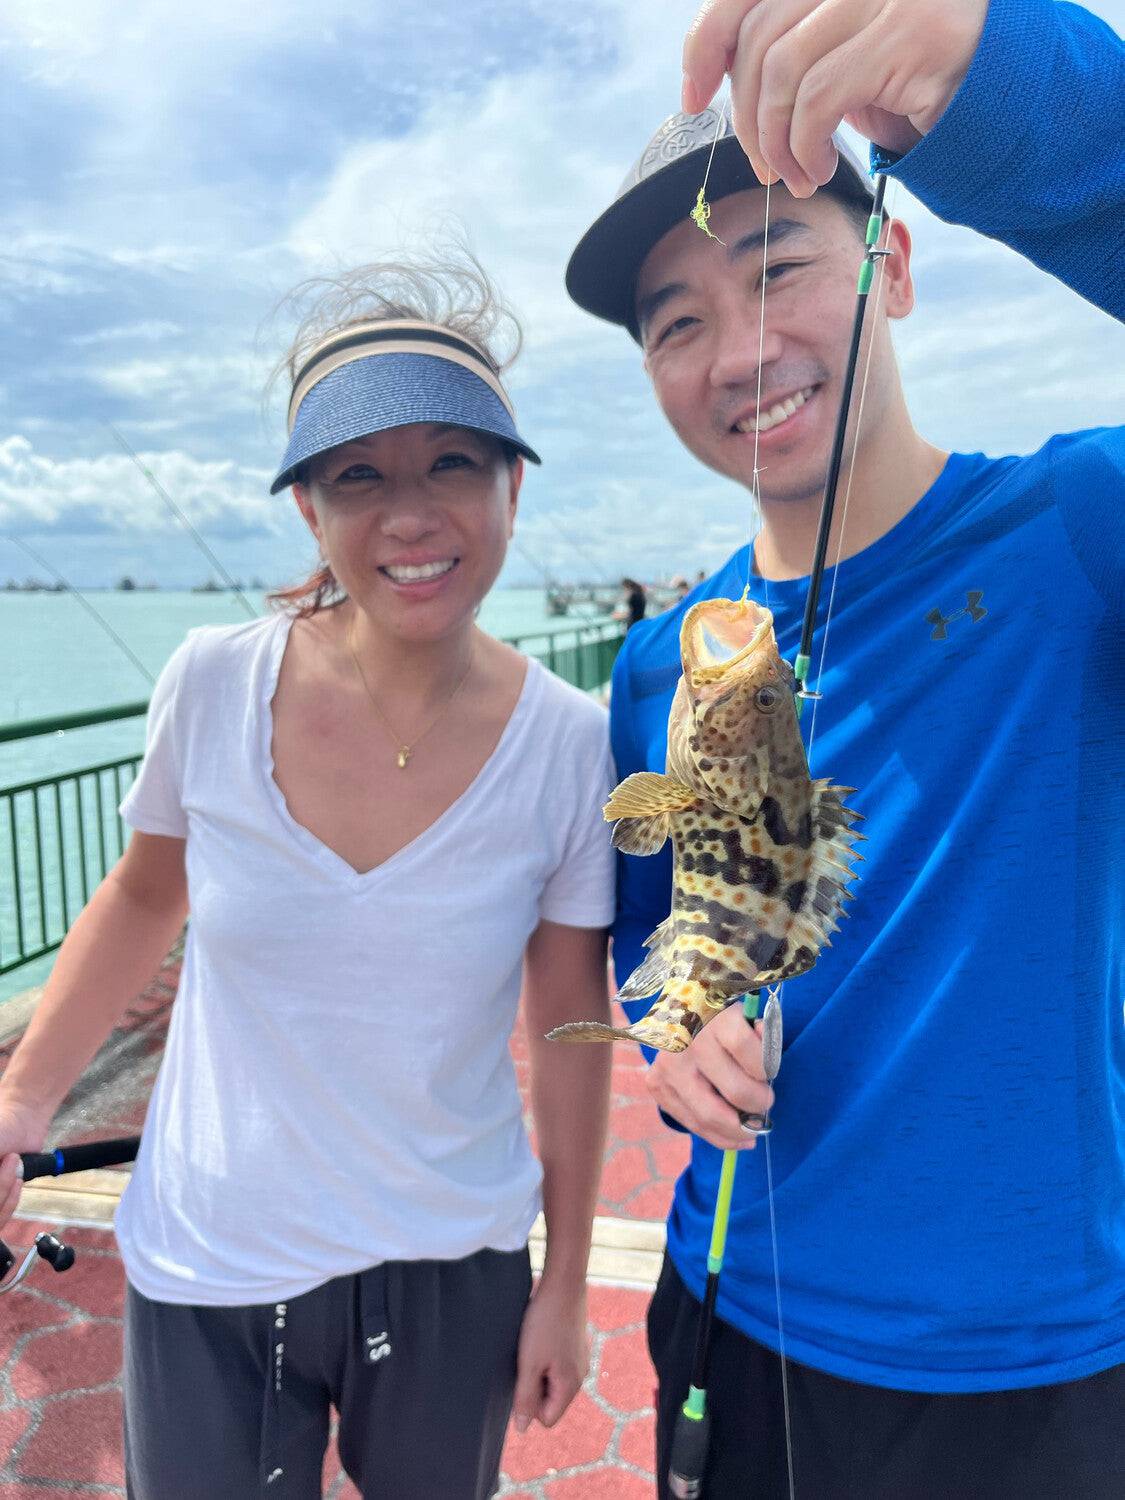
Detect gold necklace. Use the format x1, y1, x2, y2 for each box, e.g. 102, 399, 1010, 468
346, 628, 474, 769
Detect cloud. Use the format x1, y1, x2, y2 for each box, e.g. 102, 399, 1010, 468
0, 434, 280, 540
2, 0, 1123, 589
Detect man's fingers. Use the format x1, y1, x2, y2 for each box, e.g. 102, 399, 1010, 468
684, 0, 768, 113
705, 1042, 775, 1120
715, 1007, 768, 1076
789, 30, 885, 184
647, 1058, 759, 1150
727, 0, 823, 183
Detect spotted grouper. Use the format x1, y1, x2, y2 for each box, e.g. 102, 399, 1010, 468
548, 595, 864, 1053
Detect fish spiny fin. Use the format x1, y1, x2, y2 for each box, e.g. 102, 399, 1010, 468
604, 772, 696, 858
787, 782, 864, 956
616, 917, 675, 1001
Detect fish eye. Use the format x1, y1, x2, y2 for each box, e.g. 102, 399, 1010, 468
754, 685, 782, 712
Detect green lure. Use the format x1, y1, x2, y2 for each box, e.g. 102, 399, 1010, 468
690, 187, 725, 244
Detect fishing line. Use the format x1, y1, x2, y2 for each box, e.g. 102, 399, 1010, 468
764, 1129, 795, 1500
749, 177, 774, 599
691, 100, 730, 243
7, 536, 156, 688
107, 425, 259, 621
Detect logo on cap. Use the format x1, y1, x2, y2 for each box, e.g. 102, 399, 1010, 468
629, 108, 726, 190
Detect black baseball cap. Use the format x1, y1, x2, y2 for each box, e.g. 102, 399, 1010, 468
566, 106, 874, 340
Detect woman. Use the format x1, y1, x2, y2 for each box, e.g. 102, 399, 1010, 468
0, 257, 615, 1498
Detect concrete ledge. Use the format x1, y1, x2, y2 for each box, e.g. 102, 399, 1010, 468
15, 1183, 666, 1289
0, 985, 43, 1049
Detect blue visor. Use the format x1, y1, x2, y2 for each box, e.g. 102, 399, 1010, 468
270, 351, 541, 494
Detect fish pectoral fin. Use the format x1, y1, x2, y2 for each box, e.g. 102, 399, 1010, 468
603, 771, 696, 821
611, 813, 672, 856
604, 774, 694, 857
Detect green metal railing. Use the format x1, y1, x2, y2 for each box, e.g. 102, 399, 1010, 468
0, 618, 624, 977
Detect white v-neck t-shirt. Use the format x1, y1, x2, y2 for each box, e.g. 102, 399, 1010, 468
115, 612, 615, 1305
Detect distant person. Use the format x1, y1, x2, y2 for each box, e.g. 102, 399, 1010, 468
565, 0, 1123, 1496
613, 575, 647, 629
0, 253, 615, 1499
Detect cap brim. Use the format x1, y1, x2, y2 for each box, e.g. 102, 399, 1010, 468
566, 134, 873, 338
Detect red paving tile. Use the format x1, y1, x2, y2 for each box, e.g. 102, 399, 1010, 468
621, 1180, 678, 1220
618, 1414, 657, 1471
502, 1389, 615, 1482
599, 1144, 652, 1206
0, 1408, 33, 1458
587, 1285, 649, 1333
614, 1100, 669, 1143
16, 1389, 125, 1486
41, 1253, 126, 1321
597, 1326, 659, 1415
545, 1468, 655, 1499
11, 1321, 122, 1401
0, 1488, 85, 1500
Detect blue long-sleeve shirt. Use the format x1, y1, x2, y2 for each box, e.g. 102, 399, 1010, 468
611, 0, 1124, 1391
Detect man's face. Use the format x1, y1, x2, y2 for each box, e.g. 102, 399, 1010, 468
637, 187, 906, 504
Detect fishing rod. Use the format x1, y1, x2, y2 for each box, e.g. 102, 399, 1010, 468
107, 424, 259, 620
0, 1135, 140, 1293
667, 173, 890, 1500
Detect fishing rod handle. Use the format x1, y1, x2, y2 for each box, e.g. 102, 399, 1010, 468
668, 1405, 711, 1498
19, 1135, 141, 1182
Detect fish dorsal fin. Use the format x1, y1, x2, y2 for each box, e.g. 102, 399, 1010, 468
617, 916, 675, 1001
781, 782, 864, 962
604, 772, 696, 858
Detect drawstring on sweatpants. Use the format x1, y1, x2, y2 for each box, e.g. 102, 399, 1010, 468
260, 1299, 289, 1489
258, 1266, 394, 1490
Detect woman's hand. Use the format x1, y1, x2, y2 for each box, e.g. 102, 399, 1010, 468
511, 1277, 589, 1433
0, 1100, 52, 1236
683, 0, 990, 194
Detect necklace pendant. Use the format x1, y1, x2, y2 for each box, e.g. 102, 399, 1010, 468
397, 748, 411, 770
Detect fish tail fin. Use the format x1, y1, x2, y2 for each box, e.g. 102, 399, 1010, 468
546, 1021, 640, 1044
549, 982, 724, 1054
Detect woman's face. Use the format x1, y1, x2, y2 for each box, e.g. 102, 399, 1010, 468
293, 422, 521, 642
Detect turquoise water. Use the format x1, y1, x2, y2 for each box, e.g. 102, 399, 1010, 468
0, 586, 607, 1002
0, 587, 588, 784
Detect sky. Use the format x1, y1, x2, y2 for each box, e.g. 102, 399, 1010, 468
1, 0, 1123, 591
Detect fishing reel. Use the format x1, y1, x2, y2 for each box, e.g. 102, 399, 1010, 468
0, 1231, 76, 1294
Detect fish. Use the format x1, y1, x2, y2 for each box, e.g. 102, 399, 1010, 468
547, 595, 864, 1053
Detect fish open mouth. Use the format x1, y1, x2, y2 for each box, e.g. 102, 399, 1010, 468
683, 597, 774, 685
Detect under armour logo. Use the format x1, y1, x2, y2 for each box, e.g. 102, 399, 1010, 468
926, 591, 987, 641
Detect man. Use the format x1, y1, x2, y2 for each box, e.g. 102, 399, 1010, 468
616, 575, 649, 628
566, 0, 1123, 1495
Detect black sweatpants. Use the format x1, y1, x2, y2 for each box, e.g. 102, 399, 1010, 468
124, 1246, 532, 1500
648, 1253, 1124, 1499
